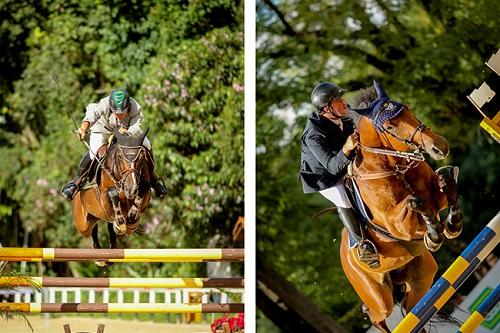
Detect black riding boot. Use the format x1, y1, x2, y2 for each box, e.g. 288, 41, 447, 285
60, 152, 92, 201
337, 207, 380, 268
151, 177, 168, 197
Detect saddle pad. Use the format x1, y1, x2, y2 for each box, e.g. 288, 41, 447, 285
350, 179, 372, 223
348, 234, 357, 249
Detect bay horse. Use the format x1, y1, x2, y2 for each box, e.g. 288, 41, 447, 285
72, 129, 152, 254
339, 81, 463, 332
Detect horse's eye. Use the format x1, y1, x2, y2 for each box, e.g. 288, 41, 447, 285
385, 124, 396, 131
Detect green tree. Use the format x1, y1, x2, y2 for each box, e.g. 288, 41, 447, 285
0, 0, 243, 280
257, 0, 499, 331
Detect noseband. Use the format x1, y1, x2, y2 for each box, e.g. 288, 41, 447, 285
382, 121, 428, 151
114, 145, 147, 193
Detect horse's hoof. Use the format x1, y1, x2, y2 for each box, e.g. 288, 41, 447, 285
113, 221, 127, 235
444, 221, 462, 239
424, 231, 444, 252
95, 261, 107, 267
408, 195, 424, 211
361, 304, 370, 316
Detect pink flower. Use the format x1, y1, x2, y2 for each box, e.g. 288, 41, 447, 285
36, 178, 49, 187
232, 83, 244, 92
181, 88, 189, 98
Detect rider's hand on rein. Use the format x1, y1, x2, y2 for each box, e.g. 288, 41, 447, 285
343, 133, 359, 157
76, 127, 87, 141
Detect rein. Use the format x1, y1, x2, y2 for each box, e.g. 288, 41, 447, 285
349, 145, 424, 181
349, 115, 427, 181
113, 145, 147, 192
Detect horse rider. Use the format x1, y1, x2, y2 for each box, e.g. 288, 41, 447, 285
60, 88, 168, 200
299, 82, 380, 268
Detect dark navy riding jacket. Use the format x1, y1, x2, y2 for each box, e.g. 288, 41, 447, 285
299, 111, 357, 193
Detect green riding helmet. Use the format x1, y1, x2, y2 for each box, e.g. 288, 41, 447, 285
109, 88, 131, 114
311, 82, 345, 111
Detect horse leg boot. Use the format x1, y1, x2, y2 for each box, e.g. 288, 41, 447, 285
127, 182, 149, 228
338, 207, 380, 268
436, 166, 463, 239
60, 152, 92, 200
107, 188, 127, 235
407, 194, 444, 252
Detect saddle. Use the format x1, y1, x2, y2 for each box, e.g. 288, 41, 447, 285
79, 145, 110, 190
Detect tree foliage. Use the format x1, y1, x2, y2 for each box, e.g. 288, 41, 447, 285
0, 0, 243, 279
257, 0, 499, 331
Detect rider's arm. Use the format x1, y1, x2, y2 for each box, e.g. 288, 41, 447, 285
82, 102, 105, 128
304, 129, 353, 176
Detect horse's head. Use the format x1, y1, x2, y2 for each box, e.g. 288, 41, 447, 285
352, 81, 449, 160
112, 128, 150, 199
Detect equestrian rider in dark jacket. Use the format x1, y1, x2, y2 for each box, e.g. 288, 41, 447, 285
299, 82, 380, 268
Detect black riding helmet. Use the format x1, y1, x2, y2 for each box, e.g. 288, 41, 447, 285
311, 82, 345, 112
110, 88, 131, 114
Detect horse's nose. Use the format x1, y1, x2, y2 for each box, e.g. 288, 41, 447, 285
426, 138, 449, 160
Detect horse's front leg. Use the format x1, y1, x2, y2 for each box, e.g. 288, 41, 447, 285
127, 183, 148, 229
436, 166, 463, 239
91, 224, 101, 249
107, 187, 127, 235
407, 194, 444, 252
107, 222, 118, 249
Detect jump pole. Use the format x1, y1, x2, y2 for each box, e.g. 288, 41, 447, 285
0, 303, 244, 314
393, 212, 500, 333
456, 284, 500, 333
0, 277, 244, 288
0, 248, 244, 262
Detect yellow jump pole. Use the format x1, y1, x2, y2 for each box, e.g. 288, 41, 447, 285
0, 303, 244, 313
457, 284, 500, 333
0, 277, 244, 288
394, 212, 500, 333
0, 248, 244, 262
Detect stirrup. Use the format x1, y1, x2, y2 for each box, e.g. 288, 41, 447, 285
153, 179, 168, 197
357, 239, 380, 268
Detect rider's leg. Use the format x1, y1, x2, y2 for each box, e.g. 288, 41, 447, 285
60, 132, 106, 201
143, 136, 168, 197
60, 152, 92, 200
320, 181, 380, 268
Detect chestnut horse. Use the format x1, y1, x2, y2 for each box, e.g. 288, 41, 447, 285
340, 82, 463, 332
72, 130, 152, 252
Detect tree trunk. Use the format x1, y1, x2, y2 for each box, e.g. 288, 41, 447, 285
257, 261, 349, 333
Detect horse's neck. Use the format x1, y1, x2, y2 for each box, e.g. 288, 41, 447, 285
356, 117, 396, 170
359, 116, 383, 148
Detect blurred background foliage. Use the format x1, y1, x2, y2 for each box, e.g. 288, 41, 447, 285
0, 0, 243, 279
257, 0, 499, 332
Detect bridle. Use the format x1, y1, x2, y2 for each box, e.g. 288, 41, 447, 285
113, 145, 147, 194
351, 108, 429, 180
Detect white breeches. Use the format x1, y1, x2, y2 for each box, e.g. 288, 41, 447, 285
319, 178, 352, 208
89, 132, 151, 159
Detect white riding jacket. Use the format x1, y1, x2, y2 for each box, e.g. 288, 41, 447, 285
83, 96, 143, 135
82, 96, 150, 159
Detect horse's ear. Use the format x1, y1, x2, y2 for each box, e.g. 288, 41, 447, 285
373, 80, 389, 99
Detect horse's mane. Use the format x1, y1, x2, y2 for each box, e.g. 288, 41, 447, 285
350, 87, 377, 109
